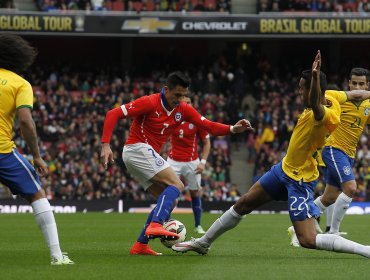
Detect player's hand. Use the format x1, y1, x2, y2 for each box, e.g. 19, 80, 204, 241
33, 157, 49, 177
231, 119, 254, 133
101, 143, 114, 169
195, 163, 205, 174
312, 50, 321, 79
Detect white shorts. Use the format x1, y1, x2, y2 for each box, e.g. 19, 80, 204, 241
167, 158, 201, 190
122, 143, 170, 190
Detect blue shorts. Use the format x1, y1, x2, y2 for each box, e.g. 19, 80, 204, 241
0, 149, 42, 196
259, 161, 320, 222
322, 146, 355, 189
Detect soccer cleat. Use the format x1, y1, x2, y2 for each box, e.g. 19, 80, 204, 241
172, 237, 210, 255
194, 225, 206, 234
145, 222, 179, 240
328, 231, 348, 236
325, 226, 348, 236
129, 241, 163, 256
51, 253, 74, 265
287, 226, 300, 248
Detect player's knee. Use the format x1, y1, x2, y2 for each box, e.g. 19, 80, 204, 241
234, 195, 253, 215
25, 189, 46, 203
190, 190, 199, 197
297, 234, 316, 249
166, 178, 184, 192
343, 183, 356, 197
173, 181, 184, 192
321, 195, 336, 206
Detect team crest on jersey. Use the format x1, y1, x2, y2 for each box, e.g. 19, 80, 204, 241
174, 112, 182, 122
364, 107, 370, 116
155, 158, 164, 166
188, 123, 194, 129
343, 166, 351, 176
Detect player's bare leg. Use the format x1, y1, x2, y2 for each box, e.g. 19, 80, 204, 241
292, 218, 370, 258
172, 182, 272, 254
25, 189, 73, 265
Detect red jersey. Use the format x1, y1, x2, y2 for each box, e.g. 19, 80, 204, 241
101, 93, 231, 153
169, 122, 209, 162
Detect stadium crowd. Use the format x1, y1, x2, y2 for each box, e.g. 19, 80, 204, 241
258, 0, 370, 13
0, 43, 369, 202
36, 0, 231, 12
1, 62, 244, 202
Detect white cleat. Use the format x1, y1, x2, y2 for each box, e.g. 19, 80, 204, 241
194, 225, 206, 235
287, 226, 300, 248
328, 231, 348, 236
172, 237, 210, 255
51, 253, 74, 265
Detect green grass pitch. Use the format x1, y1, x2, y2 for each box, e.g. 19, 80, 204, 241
0, 213, 369, 279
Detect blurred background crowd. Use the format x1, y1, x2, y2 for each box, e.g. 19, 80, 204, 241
258, 0, 370, 13
2, 0, 369, 13
1, 0, 369, 203
35, 0, 231, 12
0, 50, 368, 203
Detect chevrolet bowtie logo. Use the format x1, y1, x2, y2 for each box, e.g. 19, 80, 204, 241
121, 18, 176, 33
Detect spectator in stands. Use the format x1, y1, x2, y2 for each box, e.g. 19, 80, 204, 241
217, 0, 230, 12
193, 0, 206, 11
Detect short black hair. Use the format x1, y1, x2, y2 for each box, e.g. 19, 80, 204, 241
301, 69, 327, 93
350, 67, 370, 83
166, 71, 190, 90
0, 34, 37, 74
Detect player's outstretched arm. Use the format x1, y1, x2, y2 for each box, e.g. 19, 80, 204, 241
346, 90, 370, 101
100, 107, 124, 169
230, 119, 254, 133
309, 50, 325, 121
184, 105, 253, 136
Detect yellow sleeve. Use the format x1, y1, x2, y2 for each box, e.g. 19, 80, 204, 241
16, 81, 33, 109
325, 90, 347, 105
322, 96, 341, 133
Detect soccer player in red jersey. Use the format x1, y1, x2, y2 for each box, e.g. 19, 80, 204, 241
168, 96, 211, 235
101, 71, 253, 255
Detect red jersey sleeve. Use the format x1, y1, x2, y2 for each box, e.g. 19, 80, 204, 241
121, 95, 154, 118
183, 104, 231, 136
198, 128, 209, 140
101, 96, 154, 143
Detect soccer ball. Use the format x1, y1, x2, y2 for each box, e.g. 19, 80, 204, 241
160, 219, 187, 248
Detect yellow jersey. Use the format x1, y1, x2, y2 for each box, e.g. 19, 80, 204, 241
282, 91, 346, 182
325, 90, 370, 159
0, 68, 33, 153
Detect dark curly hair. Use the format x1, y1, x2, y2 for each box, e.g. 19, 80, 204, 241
0, 34, 37, 74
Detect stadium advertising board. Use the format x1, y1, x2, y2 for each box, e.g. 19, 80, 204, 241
0, 12, 369, 37
0, 200, 369, 214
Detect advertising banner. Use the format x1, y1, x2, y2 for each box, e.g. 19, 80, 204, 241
1, 12, 369, 37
